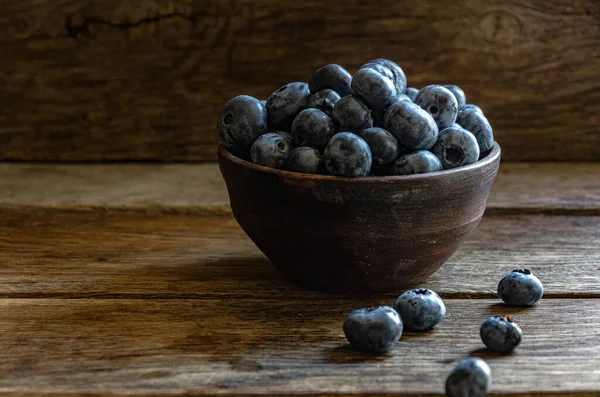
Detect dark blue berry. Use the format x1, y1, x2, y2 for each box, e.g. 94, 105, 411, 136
287, 146, 322, 174
456, 108, 494, 155
359, 127, 399, 166
367, 58, 407, 94
291, 108, 335, 149
431, 126, 480, 169
218, 95, 268, 157
384, 101, 438, 150
332, 96, 373, 134
480, 315, 522, 353
360, 62, 395, 82
460, 103, 484, 114
309, 64, 352, 97
393, 288, 446, 331
266, 82, 310, 132
498, 269, 543, 306
324, 132, 372, 176
307, 89, 341, 118
414, 85, 458, 130
444, 84, 467, 109
351, 67, 397, 112
405, 87, 419, 101
391, 150, 442, 176
343, 306, 403, 353
250, 132, 293, 169
445, 358, 492, 397
373, 93, 411, 128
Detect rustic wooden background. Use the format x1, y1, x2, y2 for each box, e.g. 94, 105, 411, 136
1, 0, 599, 161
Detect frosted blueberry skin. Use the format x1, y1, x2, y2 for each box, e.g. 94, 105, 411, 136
444, 84, 467, 109
431, 126, 480, 169
456, 109, 495, 155
287, 146, 323, 174
445, 358, 492, 397
343, 306, 403, 353
391, 151, 442, 176
498, 269, 544, 306
307, 89, 341, 118
351, 68, 397, 115
373, 93, 411, 127
366, 58, 407, 94
480, 315, 522, 353
360, 62, 395, 82
460, 103, 484, 114
332, 96, 374, 134
266, 82, 311, 132
359, 127, 399, 166
393, 288, 446, 331
414, 85, 459, 130
250, 132, 293, 169
218, 95, 267, 157
384, 101, 438, 150
308, 64, 353, 97
291, 108, 335, 150
324, 132, 372, 177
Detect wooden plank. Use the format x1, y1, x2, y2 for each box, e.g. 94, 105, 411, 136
0, 1, 599, 161
1, 210, 598, 298
0, 162, 598, 213
0, 298, 598, 396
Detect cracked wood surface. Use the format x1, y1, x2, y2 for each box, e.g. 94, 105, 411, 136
1, 0, 599, 161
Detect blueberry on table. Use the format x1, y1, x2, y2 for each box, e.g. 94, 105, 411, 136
431, 126, 480, 169
359, 127, 399, 166
218, 95, 267, 157
444, 84, 467, 109
308, 64, 352, 96
393, 288, 446, 330
480, 315, 522, 353
307, 89, 341, 118
366, 58, 407, 94
332, 95, 374, 134
445, 358, 492, 397
391, 150, 442, 176
498, 269, 543, 306
351, 67, 397, 112
266, 82, 311, 132
456, 108, 495, 155
324, 132, 372, 176
287, 146, 322, 174
384, 101, 438, 150
250, 132, 293, 169
414, 85, 459, 130
343, 306, 403, 353
405, 87, 419, 101
291, 108, 335, 150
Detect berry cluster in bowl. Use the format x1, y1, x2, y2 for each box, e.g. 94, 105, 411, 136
217, 58, 494, 177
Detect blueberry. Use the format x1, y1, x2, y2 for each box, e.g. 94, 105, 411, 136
431, 126, 480, 169
351, 68, 397, 114
367, 58, 407, 94
266, 82, 310, 132
414, 85, 459, 130
393, 288, 446, 331
332, 96, 374, 134
498, 269, 543, 306
460, 103, 484, 114
391, 150, 442, 176
308, 64, 352, 97
444, 84, 467, 109
287, 146, 322, 174
445, 358, 492, 397
405, 87, 419, 101
359, 127, 399, 166
307, 89, 341, 118
373, 93, 411, 128
384, 101, 438, 150
250, 132, 293, 169
480, 315, 522, 353
324, 132, 372, 176
456, 109, 494, 155
343, 306, 403, 353
291, 108, 335, 149
218, 95, 268, 157
360, 62, 395, 82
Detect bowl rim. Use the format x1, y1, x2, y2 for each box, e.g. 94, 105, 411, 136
219, 142, 500, 182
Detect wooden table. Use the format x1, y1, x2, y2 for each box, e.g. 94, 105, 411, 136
1, 162, 599, 396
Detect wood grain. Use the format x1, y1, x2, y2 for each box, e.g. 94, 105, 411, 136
1, 210, 598, 298
0, 0, 599, 160
0, 298, 599, 395
0, 162, 598, 213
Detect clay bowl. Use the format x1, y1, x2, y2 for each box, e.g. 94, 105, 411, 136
218, 143, 501, 293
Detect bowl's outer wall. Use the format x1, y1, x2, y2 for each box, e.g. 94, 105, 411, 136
218, 144, 501, 292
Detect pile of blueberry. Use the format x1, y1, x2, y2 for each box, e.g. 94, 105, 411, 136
217, 59, 494, 177
343, 269, 543, 397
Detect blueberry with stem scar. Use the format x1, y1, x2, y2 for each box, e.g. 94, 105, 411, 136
414, 85, 459, 130
384, 101, 438, 150
393, 288, 446, 330
250, 132, 293, 169
218, 95, 267, 157
431, 126, 479, 169
480, 315, 522, 353
497, 269, 543, 306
